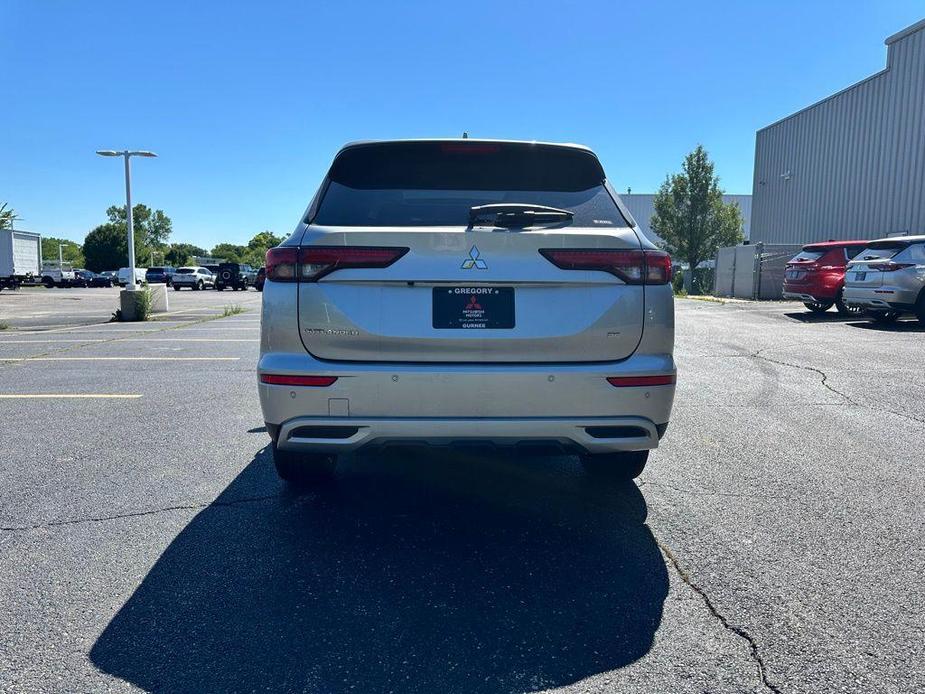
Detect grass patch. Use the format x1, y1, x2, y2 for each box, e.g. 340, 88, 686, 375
0, 322, 9, 331
223, 304, 246, 317
685, 295, 726, 304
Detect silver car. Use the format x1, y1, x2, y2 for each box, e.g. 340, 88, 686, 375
843, 235, 925, 324
171, 266, 215, 290
258, 139, 676, 484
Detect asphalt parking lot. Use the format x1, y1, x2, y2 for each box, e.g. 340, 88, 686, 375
0, 293, 922, 693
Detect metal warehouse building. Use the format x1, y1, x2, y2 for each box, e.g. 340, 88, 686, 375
620, 193, 752, 245
750, 18, 925, 244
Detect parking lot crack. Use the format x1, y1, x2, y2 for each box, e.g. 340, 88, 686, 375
657, 540, 784, 694
0, 493, 280, 532
749, 351, 925, 426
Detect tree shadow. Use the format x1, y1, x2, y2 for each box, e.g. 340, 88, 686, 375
90, 447, 668, 693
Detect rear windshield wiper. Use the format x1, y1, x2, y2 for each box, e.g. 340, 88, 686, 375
469, 203, 574, 228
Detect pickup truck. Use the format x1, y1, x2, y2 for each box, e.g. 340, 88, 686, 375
41, 262, 77, 288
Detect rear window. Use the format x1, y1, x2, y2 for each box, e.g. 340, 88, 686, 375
313, 141, 629, 227
176, 268, 195, 274
857, 243, 906, 261
148, 267, 165, 273
790, 250, 824, 262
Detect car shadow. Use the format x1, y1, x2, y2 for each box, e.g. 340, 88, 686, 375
783, 311, 857, 323
90, 446, 667, 693
845, 318, 925, 332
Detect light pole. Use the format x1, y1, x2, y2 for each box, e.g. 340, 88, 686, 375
96, 150, 157, 290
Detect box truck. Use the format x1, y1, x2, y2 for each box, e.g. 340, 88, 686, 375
0, 229, 42, 290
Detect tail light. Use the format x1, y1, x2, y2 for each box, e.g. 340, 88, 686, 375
260, 374, 338, 386
539, 249, 671, 285
265, 246, 408, 283
607, 375, 676, 387
873, 262, 914, 272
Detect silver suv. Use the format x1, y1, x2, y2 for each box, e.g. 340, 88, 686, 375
258, 140, 676, 484
843, 235, 925, 324
172, 266, 215, 291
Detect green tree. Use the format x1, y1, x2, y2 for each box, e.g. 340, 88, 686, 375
41, 237, 85, 268
650, 145, 744, 290
106, 204, 173, 248
243, 230, 282, 266
83, 223, 129, 272
211, 243, 246, 263
0, 202, 18, 230
165, 243, 208, 267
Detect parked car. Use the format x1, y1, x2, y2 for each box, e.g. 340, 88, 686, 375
843, 235, 925, 324
782, 240, 869, 314
214, 262, 256, 290
117, 267, 148, 287
172, 266, 215, 290
145, 266, 176, 285
100, 270, 119, 284
74, 270, 112, 287
255, 266, 266, 291
41, 262, 76, 288
258, 139, 676, 485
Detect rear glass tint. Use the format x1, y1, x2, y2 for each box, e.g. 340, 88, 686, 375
857, 243, 905, 260
790, 250, 824, 262
314, 142, 628, 227
176, 268, 194, 274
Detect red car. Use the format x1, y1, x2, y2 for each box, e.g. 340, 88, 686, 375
782, 240, 869, 315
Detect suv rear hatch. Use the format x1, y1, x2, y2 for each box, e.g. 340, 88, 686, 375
848, 241, 908, 288
291, 141, 662, 363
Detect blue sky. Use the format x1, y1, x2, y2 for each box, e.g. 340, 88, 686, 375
2, 1, 923, 249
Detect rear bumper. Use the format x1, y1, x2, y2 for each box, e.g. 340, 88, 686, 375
274, 416, 664, 454
842, 286, 918, 310
258, 351, 675, 454
782, 291, 832, 303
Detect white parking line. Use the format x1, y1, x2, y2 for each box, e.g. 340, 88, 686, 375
0, 338, 255, 343
0, 394, 143, 399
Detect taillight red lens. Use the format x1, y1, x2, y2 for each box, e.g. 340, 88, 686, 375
260, 374, 338, 386
264, 246, 408, 283
607, 375, 676, 387
539, 249, 671, 285
876, 262, 914, 272
299, 246, 409, 281
265, 247, 300, 282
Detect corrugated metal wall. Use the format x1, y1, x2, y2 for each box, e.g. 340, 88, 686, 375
751, 19, 925, 244
620, 193, 752, 245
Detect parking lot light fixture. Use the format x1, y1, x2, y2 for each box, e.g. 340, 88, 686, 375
96, 149, 158, 290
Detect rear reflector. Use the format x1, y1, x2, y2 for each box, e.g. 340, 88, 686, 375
260, 374, 338, 387
607, 375, 676, 387
539, 249, 671, 284
265, 246, 408, 283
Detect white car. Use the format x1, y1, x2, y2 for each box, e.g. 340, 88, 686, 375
41, 262, 76, 288
117, 267, 147, 287
258, 139, 676, 484
171, 266, 215, 290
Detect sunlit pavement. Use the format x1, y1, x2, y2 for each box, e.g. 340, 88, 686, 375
0, 296, 922, 693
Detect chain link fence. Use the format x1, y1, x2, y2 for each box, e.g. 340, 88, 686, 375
713, 242, 803, 299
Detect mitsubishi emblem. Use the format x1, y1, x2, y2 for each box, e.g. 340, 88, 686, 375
461, 245, 488, 270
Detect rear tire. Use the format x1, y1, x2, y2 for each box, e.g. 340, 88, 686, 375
43, 277, 54, 288
804, 301, 834, 313
272, 443, 337, 486
868, 310, 900, 324
580, 450, 649, 480
835, 291, 862, 316
173, 285, 181, 291
197, 280, 204, 291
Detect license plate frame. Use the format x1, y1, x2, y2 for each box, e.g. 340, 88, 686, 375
432, 287, 515, 329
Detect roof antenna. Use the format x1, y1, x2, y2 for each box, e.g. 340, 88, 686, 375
462, 131, 469, 139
